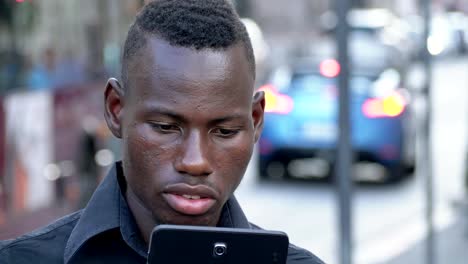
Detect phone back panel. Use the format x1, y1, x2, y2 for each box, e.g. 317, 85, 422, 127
147, 225, 289, 264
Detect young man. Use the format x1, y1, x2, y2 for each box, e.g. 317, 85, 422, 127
0, 1, 324, 263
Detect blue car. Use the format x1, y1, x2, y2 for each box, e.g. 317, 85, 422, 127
258, 59, 415, 182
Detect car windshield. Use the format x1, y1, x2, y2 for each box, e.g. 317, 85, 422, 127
288, 73, 375, 96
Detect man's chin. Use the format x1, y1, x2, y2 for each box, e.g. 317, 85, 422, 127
157, 213, 218, 227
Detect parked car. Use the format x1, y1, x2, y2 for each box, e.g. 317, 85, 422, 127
257, 58, 416, 182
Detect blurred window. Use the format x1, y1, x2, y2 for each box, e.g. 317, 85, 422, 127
290, 73, 374, 95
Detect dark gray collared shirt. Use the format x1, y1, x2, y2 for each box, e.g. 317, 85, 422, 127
0, 162, 324, 264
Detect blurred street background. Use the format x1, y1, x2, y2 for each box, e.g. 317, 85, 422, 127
0, 0, 467, 263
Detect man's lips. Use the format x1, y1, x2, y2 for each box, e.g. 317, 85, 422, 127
162, 184, 218, 216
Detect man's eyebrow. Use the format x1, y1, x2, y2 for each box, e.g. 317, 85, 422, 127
144, 106, 187, 122
208, 114, 247, 126
144, 105, 248, 124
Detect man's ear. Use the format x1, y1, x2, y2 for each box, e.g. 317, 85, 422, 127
252, 91, 265, 143
104, 78, 124, 138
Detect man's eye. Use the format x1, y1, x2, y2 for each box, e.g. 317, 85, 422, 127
150, 123, 180, 133
213, 128, 239, 137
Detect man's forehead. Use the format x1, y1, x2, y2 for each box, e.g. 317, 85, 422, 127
128, 37, 252, 81
124, 36, 254, 108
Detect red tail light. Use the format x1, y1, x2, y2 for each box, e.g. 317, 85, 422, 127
258, 84, 294, 114
362, 91, 406, 118
320, 59, 341, 78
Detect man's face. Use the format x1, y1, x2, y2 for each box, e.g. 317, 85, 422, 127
105, 37, 264, 227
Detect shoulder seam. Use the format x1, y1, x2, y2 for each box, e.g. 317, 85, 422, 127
0, 211, 82, 254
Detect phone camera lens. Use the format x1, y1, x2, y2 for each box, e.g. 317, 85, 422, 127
215, 247, 224, 255
213, 242, 227, 257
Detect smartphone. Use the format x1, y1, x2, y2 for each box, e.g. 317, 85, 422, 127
147, 225, 289, 264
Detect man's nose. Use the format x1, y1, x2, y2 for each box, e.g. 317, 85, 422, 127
175, 131, 213, 177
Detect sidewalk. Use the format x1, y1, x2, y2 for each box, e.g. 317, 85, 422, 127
0, 204, 73, 240
384, 203, 468, 264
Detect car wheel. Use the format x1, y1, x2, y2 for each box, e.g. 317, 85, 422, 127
386, 161, 406, 183
259, 158, 289, 180
404, 160, 416, 175
258, 163, 269, 180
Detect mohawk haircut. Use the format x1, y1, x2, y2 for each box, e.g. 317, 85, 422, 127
121, 0, 255, 89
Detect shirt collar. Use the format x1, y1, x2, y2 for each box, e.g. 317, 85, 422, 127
64, 162, 250, 263
118, 180, 148, 258
218, 194, 251, 228
64, 162, 136, 263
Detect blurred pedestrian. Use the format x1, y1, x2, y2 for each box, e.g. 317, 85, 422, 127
76, 130, 99, 209
0, 50, 26, 92
26, 47, 59, 90
0, 1, 324, 263
54, 49, 87, 87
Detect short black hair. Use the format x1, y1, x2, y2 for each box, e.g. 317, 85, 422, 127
121, 0, 255, 89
